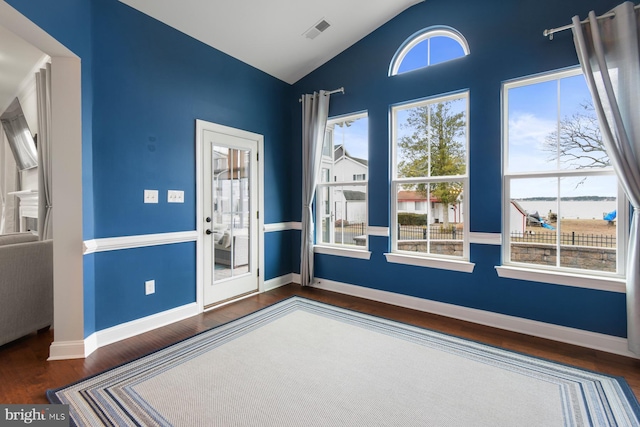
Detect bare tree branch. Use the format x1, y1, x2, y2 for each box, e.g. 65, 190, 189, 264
544, 101, 609, 169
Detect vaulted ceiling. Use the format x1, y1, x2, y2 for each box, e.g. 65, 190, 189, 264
119, 0, 424, 84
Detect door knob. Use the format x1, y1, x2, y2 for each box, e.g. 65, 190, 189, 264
205, 229, 213, 235
205, 217, 212, 223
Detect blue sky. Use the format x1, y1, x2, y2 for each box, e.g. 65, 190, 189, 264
507, 73, 614, 198
397, 35, 466, 73
329, 116, 368, 160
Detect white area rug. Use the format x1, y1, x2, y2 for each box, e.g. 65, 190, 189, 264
48, 297, 640, 426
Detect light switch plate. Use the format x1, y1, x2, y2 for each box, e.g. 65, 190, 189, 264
168, 190, 184, 203
144, 189, 159, 204
145, 279, 155, 295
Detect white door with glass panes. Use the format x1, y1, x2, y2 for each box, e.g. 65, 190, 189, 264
200, 122, 260, 307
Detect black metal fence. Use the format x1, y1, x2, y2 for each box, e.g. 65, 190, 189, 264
397, 224, 462, 241
333, 222, 366, 245
332, 223, 464, 244
511, 231, 616, 248
331, 223, 615, 248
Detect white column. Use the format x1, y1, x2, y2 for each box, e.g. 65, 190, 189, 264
48, 56, 85, 360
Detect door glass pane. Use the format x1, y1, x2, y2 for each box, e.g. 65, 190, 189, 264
212, 146, 250, 281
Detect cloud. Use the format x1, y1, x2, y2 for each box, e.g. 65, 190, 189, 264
508, 112, 555, 147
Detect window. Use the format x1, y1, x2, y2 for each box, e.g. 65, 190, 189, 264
502, 68, 626, 278
390, 27, 469, 76
391, 92, 469, 260
316, 112, 368, 249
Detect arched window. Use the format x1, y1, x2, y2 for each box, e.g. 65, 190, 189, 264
390, 27, 469, 76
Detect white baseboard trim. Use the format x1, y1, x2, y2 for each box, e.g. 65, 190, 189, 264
83, 231, 198, 254
264, 273, 295, 291
310, 277, 637, 359
48, 339, 92, 360
88, 302, 200, 353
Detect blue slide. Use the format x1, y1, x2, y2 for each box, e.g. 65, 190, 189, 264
541, 222, 555, 230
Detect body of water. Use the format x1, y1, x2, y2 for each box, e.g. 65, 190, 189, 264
515, 200, 616, 220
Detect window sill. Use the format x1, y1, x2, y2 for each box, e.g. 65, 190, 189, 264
314, 245, 372, 260
495, 265, 625, 293
384, 253, 475, 273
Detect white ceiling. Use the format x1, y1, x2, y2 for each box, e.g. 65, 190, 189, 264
120, 0, 424, 84
0, 23, 46, 113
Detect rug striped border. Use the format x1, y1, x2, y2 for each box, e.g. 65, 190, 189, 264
48, 296, 640, 426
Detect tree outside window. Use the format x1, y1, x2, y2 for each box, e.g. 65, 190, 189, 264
392, 92, 469, 259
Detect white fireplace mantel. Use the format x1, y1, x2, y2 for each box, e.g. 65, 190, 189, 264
8, 190, 38, 232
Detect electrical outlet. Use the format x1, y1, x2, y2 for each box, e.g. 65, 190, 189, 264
145, 279, 155, 295
144, 189, 159, 204
167, 190, 184, 203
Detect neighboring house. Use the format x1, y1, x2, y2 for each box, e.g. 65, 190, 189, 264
510, 200, 527, 234
323, 144, 368, 224
397, 190, 462, 224
339, 189, 366, 224
333, 144, 368, 183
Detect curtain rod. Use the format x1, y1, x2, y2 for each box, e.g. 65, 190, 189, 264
543, 3, 640, 39
298, 87, 345, 102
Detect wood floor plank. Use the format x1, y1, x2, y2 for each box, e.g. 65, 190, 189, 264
1, 284, 639, 404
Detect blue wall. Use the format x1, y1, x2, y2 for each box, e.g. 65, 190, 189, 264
92, 0, 292, 237
293, 0, 628, 337
94, 242, 196, 330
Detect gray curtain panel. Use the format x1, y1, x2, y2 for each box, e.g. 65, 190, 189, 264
36, 63, 53, 241
300, 91, 330, 287
572, 1, 640, 354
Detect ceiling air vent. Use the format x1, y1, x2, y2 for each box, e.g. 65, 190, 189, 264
304, 19, 331, 40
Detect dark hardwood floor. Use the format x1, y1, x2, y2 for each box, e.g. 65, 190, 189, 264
1, 283, 640, 404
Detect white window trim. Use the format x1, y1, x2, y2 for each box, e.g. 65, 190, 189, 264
385, 252, 475, 273
390, 91, 470, 266
495, 265, 625, 293
389, 26, 470, 76
501, 68, 628, 281
315, 245, 372, 260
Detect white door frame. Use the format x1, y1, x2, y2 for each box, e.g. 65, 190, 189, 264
195, 120, 264, 312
